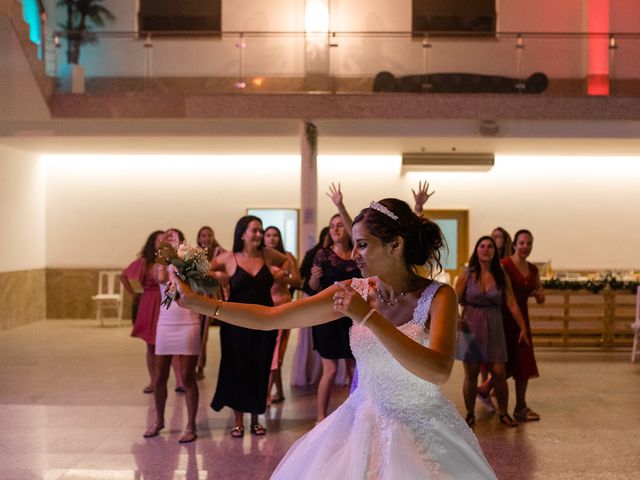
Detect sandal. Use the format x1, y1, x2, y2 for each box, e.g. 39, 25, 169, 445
230, 426, 244, 438
514, 407, 540, 422
179, 427, 197, 444
143, 423, 164, 438
270, 394, 285, 404
499, 412, 518, 427
142, 385, 154, 394
250, 423, 266, 436
464, 413, 475, 428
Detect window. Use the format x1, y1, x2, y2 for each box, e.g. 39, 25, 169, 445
247, 208, 299, 257
412, 0, 496, 35
138, 0, 221, 34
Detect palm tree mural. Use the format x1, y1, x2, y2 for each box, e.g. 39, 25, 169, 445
57, 0, 115, 64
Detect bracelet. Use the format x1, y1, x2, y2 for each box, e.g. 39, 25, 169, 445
360, 308, 376, 326
213, 300, 222, 319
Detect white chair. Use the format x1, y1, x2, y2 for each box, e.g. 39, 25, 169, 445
631, 285, 640, 362
92, 270, 124, 326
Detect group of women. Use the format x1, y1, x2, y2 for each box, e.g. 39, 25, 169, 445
455, 227, 544, 428
121, 221, 304, 442
118, 181, 544, 478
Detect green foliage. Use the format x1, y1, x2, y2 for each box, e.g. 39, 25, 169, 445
57, 0, 116, 64
542, 276, 640, 294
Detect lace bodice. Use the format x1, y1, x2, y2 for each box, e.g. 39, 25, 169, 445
349, 279, 445, 409
271, 278, 496, 479
347, 278, 481, 473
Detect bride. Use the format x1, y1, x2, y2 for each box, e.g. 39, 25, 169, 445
172, 198, 497, 479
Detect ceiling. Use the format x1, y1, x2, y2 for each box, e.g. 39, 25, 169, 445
2, 118, 640, 156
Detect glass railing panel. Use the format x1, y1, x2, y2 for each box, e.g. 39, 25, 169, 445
48, 30, 640, 96
610, 36, 640, 95
238, 34, 306, 92
518, 35, 588, 95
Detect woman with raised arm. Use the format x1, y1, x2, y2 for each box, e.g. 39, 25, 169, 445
209, 216, 294, 437
173, 199, 497, 479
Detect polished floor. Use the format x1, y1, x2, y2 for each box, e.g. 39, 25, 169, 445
1, 320, 639, 480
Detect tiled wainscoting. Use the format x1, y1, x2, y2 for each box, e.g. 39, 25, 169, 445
0, 268, 133, 330
45, 268, 133, 320
0, 269, 46, 329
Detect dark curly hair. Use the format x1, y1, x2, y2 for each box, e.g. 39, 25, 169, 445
352, 198, 446, 276
140, 230, 164, 263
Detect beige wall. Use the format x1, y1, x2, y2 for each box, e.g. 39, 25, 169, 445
0, 145, 45, 272
41, 153, 640, 272
0, 16, 50, 120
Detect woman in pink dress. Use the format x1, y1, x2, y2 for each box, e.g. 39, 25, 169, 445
121, 230, 164, 393
501, 229, 545, 422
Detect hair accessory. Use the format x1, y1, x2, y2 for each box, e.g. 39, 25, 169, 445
369, 201, 398, 221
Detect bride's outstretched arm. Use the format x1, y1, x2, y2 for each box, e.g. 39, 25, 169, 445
172, 270, 343, 330
335, 282, 457, 385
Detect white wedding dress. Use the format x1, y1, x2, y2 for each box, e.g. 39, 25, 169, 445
272, 280, 496, 479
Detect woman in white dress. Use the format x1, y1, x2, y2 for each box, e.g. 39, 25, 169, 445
144, 228, 202, 443
172, 198, 497, 479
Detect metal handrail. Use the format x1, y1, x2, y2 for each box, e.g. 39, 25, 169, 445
50, 30, 640, 39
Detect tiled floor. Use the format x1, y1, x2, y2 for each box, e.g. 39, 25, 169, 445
1, 320, 639, 479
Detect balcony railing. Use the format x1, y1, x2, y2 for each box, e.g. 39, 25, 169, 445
48, 30, 640, 96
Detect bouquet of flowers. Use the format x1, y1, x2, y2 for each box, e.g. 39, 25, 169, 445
156, 241, 219, 309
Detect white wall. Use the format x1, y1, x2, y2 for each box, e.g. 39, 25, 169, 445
43, 154, 301, 268
42, 153, 640, 271
43, 0, 640, 79
0, 145, 46, 272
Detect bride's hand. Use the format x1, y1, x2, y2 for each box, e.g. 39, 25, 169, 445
332, 282, 369, 321
168, 266, 193, 308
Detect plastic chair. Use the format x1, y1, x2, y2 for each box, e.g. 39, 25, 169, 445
631, 285, 640, 362
92, 270, 124, 326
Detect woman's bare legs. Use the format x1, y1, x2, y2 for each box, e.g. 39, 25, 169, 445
177, 354, 199, 442
172, 356, 184, 391
316, 358, 338, 423
144, 354, 172, 437
462, 362, 481, 420
489, 363, 509, 414
143, 344, 155, 392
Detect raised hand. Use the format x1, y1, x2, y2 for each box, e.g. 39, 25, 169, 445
325, 182, 344, 207
412, 180, 435, 215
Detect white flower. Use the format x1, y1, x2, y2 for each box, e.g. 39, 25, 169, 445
177, 242, 191, 260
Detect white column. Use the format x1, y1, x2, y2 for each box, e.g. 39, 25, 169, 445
300, 121, 318, 255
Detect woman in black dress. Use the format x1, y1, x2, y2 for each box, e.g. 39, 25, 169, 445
210, 215, 294, 436
309, 213, 360, 422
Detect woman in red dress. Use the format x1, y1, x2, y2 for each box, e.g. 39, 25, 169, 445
121, 230, 164, 393
501, 229, 545, 422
